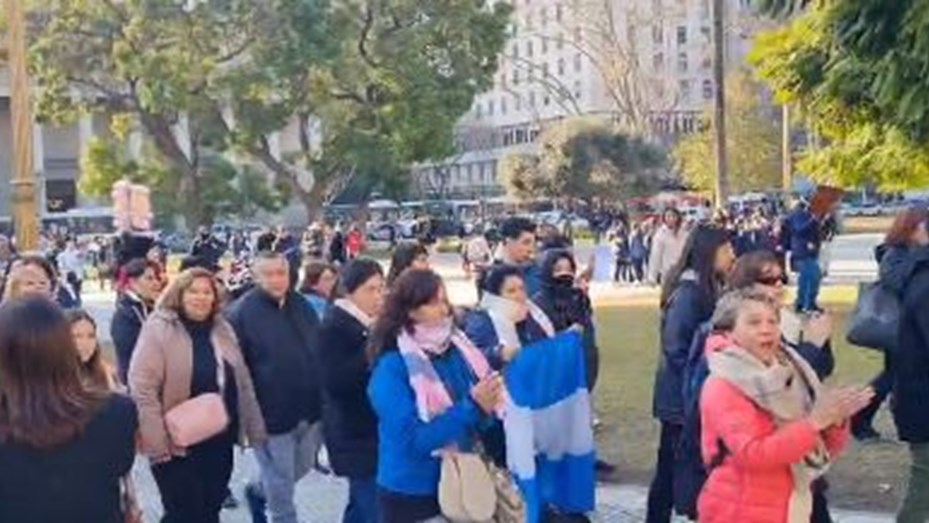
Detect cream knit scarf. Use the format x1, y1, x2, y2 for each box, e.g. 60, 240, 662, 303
707, 344, 832, 523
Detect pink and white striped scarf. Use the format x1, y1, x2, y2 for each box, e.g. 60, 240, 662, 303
397, 318, 499, 422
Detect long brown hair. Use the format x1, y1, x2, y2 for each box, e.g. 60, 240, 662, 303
64, 309, 113, 391
885, 207, 929, 248
0, 297, 108, 448
368, 269, 446, 362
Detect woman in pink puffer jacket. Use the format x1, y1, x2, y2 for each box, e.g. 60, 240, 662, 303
697, 288, 872, 523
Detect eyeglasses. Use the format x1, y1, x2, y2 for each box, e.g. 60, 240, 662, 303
756, 274, 787, 286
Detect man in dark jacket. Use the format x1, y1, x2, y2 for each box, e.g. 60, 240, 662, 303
190, 227, 225, 268
477, 216, 541, 297
110, 258, 160, 382
787, 202, 823, 312
228, 251, 322, 523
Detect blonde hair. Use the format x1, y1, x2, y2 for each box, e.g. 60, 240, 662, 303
3, 262, 54, 303
156, 268, 225, 318
711, 286, 781, 331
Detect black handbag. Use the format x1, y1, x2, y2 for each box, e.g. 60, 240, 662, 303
846, 281, 900, 352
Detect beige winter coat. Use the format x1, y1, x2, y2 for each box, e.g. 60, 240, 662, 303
128, 308, 268, 460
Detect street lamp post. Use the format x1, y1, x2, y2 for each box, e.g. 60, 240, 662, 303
712, 0, 730, 208
5, 0, 39, 250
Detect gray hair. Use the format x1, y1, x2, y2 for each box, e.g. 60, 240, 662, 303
711, 286, 780, 331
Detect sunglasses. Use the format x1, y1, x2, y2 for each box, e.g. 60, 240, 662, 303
756, 274, 787, 286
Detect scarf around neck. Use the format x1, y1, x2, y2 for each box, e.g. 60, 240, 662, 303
478, 292, 555, 351
334, 298, 374, 328
397, 321, 499, 422
707, 344, 831, 523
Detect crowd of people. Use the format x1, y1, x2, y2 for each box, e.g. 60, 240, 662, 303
0, 200, 928, 523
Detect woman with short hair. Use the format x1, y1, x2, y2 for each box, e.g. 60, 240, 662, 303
319, 258, 387, 523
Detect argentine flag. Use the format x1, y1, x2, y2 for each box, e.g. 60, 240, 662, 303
503, 330, 597, 522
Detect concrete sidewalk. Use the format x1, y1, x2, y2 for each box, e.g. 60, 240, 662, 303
131, 453, 894, 523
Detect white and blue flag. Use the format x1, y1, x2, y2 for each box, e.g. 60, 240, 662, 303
504, 331, 597, 522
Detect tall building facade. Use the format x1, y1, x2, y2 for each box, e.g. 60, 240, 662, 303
412, 0, 763, 199
0, 68, 110, 223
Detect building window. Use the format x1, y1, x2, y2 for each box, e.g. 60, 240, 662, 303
573, 80, 582, 99
543, 94, 550, 106
513, 70, 520, 85
529, 91, 536, 107
574, 26, 582, 43
677, 26, 687, 45
526, 13, 533, 30
700, 26, 711, 43
512, 43, 519, 59
702, 79, 714, 99
678, 52, 688, 72
653, 52, 664, 70
557, 33, 565, 49
573, 53, 582, 72
528, 67, 535, 81
652, 25, 663, 44
542, 37, 548, 54
501, 97, 508, 114
702, 56, 712, 69
679, 79, 692, 100
556, 3, 563, 22
475, 102, 483, 119
542, 62, 549, 77
541, 7, 548, 27
488, 100, 495, 116
527, 40, 534, 57
516, 96, 523, 111
558, 58, 566, 75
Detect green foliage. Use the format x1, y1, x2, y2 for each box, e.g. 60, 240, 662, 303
29, 0, 511, 226
751, 4, 929, 191
674, 70, 782, 194
501, 117, 666, 202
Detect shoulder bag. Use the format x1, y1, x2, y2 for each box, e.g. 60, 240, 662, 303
164, 344, 229, 447
846, 281, 900, 352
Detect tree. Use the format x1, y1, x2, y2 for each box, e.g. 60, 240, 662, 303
29, 0, 281, 227
750, 6, 929, 190
501, 117, 666, 202
29, 0, 512, 226
673, 70, 781, 194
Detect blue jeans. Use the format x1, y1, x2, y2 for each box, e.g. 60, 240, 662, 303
796, 257, 822, 311
343, 477, 378, 523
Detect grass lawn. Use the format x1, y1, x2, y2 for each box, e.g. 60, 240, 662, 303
593, 303, 907, 512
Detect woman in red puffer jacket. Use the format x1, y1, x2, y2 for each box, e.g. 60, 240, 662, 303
698, 288, 872, 523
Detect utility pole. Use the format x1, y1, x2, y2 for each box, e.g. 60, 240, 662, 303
782, 104, 792, 194
712, 0, 730, 208
6, 0, 40, 251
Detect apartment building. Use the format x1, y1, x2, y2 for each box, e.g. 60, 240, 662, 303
412, 0, 763, 199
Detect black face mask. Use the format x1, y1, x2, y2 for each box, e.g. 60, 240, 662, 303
553, 274, 574, 287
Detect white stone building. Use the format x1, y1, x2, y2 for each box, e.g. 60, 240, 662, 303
412, 0, 765, 199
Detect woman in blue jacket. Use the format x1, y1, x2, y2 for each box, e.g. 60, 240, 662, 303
367, 269, 504, 523
647, 225, 734, 523
462, 264, 555, 370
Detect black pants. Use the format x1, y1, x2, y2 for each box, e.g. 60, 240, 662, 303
631, 259, 645, 282
812, 479, 833, 523
377, 488, 440, 523
646, 421, 683, 523
854, 351, 894, 432
151, 437, 234, 523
